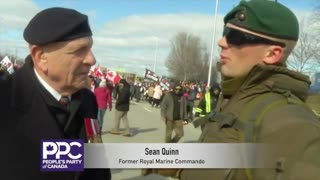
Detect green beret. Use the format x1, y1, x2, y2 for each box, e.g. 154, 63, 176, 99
24, 7, 92, 45
224, 0, 299, 41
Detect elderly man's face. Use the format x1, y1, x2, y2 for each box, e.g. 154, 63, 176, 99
41, 36, 95, 94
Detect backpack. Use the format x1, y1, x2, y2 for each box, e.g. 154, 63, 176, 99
193, 90, 317, 180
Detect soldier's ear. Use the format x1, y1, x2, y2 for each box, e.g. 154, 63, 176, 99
263, 46, 283, 65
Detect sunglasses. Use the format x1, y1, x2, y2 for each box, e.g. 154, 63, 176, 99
223, 26, 286, 47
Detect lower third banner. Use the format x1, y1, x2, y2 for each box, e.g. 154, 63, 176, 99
84, 143, 273, 169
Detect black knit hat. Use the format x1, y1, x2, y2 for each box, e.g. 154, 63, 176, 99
23, 7, 92, 45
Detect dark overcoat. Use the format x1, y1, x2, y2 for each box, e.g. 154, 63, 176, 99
0, 57, 111, 180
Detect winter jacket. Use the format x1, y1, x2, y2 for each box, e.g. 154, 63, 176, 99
115, 84, 130, 111
161, 91, 188, 121
180, 64, 320, 180
94, 87, 112, 110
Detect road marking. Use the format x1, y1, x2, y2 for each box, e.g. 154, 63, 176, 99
144, 107, 152, 112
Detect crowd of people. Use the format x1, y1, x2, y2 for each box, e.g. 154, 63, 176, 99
87, 69, 222, 139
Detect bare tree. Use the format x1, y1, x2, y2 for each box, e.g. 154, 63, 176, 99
287, 18, 320, 74
310, 1, 320, 65
198, 50, 218, 83
165, 32, 218, 83
311, 0, 320, 32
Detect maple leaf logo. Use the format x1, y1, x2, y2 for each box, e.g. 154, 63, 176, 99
46, 144, 54, 151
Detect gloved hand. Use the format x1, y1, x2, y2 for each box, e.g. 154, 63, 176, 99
141, 168, 180, 178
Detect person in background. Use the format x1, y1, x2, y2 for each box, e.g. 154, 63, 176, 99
194, 84, 221, 131
110, 79, 132, 136
152, 84, 163, 108
187, 84, 198, 121
0, 7, 110, 180
0, 64, 10, 80
147, 83, 155, 105
94, 79, 112, 132
160, 85, 188, 143
134, 82, 142, 102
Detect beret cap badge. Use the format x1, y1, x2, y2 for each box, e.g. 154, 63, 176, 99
236, 9, 246, 22
223, 0, 299, 41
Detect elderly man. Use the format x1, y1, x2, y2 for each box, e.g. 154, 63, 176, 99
143, 1, 320, 179
0, 7, 111, 180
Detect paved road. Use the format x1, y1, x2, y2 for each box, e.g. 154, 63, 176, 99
100, 99, 202, 180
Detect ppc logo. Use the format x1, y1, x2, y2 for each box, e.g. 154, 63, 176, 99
41, 139, 84, 171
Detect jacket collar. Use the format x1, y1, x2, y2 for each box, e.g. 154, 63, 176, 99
222, 64, 311, 101
10, 55, 37, 112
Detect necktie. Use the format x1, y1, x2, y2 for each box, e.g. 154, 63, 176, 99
57, 96, 70, 130
59, 96, 70, 109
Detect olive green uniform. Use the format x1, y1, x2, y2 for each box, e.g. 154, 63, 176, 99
179, 65, 320, 180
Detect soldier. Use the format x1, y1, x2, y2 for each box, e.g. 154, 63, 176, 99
143, 0, 320, 179
0, 7, 110, 180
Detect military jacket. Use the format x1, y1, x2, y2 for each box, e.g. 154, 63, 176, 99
180, 65, 320, 180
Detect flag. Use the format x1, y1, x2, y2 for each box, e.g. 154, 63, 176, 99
0, 56, 14, 74
144, 69, 158, 81
106, 70, 122, 84
159, 76, 170, 90
88, 64, 104, 79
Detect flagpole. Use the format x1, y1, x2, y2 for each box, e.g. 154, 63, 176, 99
153, 37, 158, 73
207, 0, 219, 88
14, 48, 17, 66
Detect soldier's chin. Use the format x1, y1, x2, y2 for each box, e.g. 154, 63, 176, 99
220, 68, 235, 79
220, 67, 229, 76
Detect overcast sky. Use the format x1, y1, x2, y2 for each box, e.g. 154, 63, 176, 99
0, 0, 316, 76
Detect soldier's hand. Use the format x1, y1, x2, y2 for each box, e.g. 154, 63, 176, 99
141, 168, 179, 178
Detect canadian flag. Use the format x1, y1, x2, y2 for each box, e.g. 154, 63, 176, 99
106, 70, 122, 84
88, 64, 104, 79
0, 56, 14, 74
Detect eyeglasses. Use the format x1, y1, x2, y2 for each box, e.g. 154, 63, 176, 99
223, 26, 286, 47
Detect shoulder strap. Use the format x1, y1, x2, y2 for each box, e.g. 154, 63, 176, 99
237, 91, 304, 180
239, 92, 287, 142
239, 90, 308, 142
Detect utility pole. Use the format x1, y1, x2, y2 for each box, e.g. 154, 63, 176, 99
14, 48, 18, 65
153, 37, 158, 73
207, 0, 219, 88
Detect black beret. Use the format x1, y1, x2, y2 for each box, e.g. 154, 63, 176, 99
23, 7, 92, 45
